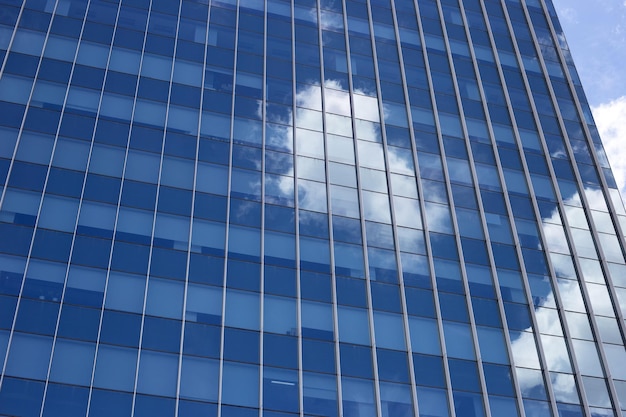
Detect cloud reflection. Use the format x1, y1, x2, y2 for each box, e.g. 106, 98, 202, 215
510, 187, 624, 410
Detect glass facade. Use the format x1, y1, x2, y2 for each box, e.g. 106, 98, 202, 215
0, 0, 625, 416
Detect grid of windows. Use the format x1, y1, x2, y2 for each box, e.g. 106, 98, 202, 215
0, 0, 625, 416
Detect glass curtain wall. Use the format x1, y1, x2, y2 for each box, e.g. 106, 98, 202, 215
0, 0, 625, 416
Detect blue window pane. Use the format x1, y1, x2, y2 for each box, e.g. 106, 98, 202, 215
0, 377, 45, 417
522, 399, 553, 417
301, 270, 332, 302
498, 269, 528, 303
150, 248, 187, 281
379, 382, 414, 417
342, 377, 376, 417
461, 238, 489, 265
448, 359, 481, 393
89, 389, 133, 417
221, 406, 258, 417
483, 363, 515, 397
377, 349, 410, 383
111, 242, 150, 275
142, 316, 182, 353
302, 338, 335, 374
15, 299, 59, 335
374, 311, 407, 350
24, 108, 61, 134
134, 394, 176, 417
303, 372, 338, 417
337, 276, 368, 307
72, 236, 112, 268
230, 199, 262, 227
340, 344, 373, 379
416, 387, 450, 417
465, 264, 496, 299
100, 310, 141, 347
228, 225, 261, 261
504, 302, 532, 331
224, 328, 259, 363
516, 368, 548, 400
179, 356, 219, 402
227, 259, 260, 291
31, 229, 73, 262
145, 277, 184, 319
178, 401, 217, 417
371, 282, 402, 312
263, 367, 299, 413
183, 322, 221, 358
453, 391, 485, 417
93, 344, 138, 392
222, 362, 259, 408
265, 204, 295, 233
331, 215, 360, 243
83, 174, 121, 204
480, 190, 507, 214
225, 289, 260, 331
489, 395, 520, 417
476, 326, 509, 365
491, 243, 520, 270
434, 258, 463, 294
42, 383, 89, 417
57, 305, 100, 341
443, 321, 475, 360
405, 288, 436, 318
409, 316, 441, 355
472, 297, 502, 327
521, 248, 548, 275
188, 253, 224, 286
300, 236, 331, 273
430, 233, 458, 260
265, 265, 297, 297
46, 168, 85, 198
0, 295, 17, 329
48, 339, 95, 386
0, 102, 25, 128
414, 353, 446, 388
265, 333, 298, 369
0, 223, 33, 256
439, 293, 469, 322
136, 350, 179, 396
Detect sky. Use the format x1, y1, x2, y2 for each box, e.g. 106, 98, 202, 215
550, 0, 626, 201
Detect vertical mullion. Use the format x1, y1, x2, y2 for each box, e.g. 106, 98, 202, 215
173, 0, 208, 413
258, 0, 268, 413
383, 0, 427, 414
291, 0, 307, 414
130, 0, 185, 415
217, 0, 241, 414
312, 0, 343, 417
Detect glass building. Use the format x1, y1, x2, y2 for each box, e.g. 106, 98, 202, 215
1, 0, 626, 415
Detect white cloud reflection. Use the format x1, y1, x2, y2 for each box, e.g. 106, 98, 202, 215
510, 187, 623, 410
591, 96, 626, 202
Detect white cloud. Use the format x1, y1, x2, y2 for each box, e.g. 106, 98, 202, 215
591, 96, 626, 202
